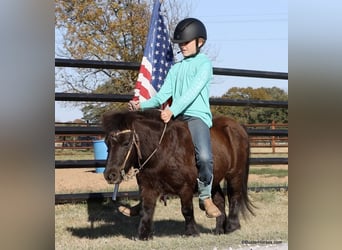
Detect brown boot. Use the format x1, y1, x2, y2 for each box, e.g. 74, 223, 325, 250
203, 198, 221, 218
118, 203, 141, 217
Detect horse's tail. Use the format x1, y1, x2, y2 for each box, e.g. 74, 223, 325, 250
240, 125, 256, 218
214, 116, 256, 218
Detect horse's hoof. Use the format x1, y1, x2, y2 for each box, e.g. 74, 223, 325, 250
214, 228, 224, 235
225, 223, 241, 234
138, 234, 153, 241
185, 227, 200, 237
185, 233, 200, 237
184, 231, 200, 237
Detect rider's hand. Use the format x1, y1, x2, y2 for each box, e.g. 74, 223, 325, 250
160, 109, 173, 123
128, 100, 140, 111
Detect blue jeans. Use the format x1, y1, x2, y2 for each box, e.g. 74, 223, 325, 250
178, 115, 213, 186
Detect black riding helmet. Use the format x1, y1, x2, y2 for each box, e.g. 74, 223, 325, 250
172, 18, 207, 54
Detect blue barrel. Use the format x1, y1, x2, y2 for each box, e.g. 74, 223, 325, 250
93, 139, 107, 173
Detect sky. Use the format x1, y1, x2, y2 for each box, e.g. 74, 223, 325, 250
55, 0, 288, 122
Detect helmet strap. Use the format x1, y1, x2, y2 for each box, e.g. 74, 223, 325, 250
196, 38, 200, 54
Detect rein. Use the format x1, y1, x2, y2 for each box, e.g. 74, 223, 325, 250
138, 123, 167, 169
114, 123, 167, 180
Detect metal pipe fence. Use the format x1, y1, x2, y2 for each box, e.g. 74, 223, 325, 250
55, 58, 288, 203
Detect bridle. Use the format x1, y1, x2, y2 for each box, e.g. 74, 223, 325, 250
109, 123, 167, 180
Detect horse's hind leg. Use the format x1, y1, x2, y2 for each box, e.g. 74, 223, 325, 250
212, 184, 226, 234
225, 179, 242, 233
179, 190, 199, 236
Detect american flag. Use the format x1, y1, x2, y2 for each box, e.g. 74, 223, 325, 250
132, 0, 174, 102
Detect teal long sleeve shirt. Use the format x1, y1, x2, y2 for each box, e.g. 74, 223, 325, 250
140, 53, 213, 128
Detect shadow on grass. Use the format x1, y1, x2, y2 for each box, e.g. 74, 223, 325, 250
67, 199, 213, 240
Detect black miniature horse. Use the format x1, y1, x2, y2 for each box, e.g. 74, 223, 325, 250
102, 109, 254, 240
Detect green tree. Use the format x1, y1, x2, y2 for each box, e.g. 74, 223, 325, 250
55, 0, 150, 92
211, 87, 288, 124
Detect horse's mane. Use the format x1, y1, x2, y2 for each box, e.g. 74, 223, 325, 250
101, 109, 164, 133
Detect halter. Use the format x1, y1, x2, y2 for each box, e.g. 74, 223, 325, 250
110, 123, 167, 180
110, 129, 137, 180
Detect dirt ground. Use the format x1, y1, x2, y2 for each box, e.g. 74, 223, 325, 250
55, 165, 288, 194
55, 168, 136, 194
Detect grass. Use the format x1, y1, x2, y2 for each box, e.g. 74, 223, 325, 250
55, 191, 288, 250
249, 167, 288, 178
55, 149, 94, 160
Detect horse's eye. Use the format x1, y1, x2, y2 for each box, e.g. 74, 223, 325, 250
122, 140, 130, 147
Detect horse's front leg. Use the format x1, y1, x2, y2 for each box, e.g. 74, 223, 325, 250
179, 189, 199, 236
138, 189, 158, 240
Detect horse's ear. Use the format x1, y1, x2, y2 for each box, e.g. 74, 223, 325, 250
101, 111, 115, 133
101, 111, 113, 132
101, 110, 131, 133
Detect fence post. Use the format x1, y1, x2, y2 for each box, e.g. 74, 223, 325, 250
271, 120, 275, 153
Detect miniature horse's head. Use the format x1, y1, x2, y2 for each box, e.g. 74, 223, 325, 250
101, 109, 164, 184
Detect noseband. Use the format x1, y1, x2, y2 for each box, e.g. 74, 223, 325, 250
110, 123, 167, 180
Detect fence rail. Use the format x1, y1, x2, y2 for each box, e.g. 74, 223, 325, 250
55, 125, 288, 136
55, 92, 288, 108
55, 58, 288, 80
55, 157, 288, 169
